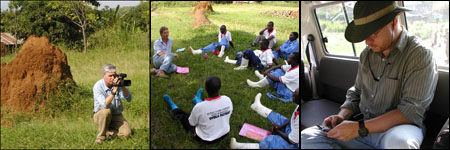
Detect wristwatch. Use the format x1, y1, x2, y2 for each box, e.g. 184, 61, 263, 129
358, 120, 369, 137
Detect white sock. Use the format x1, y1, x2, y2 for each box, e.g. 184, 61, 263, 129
193, 49, 202, 54
250, 93, 272, 118
230, 137, 260, 149
255, 70, 264, 80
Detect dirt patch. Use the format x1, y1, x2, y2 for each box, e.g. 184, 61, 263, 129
1, 42, 7, 57
260, 9, 299, 19
192, 1, 214, 28
1, 36, 75, 112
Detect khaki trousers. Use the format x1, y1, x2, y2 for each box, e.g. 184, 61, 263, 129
93, 109, 132, 141
253, 35, 275, 48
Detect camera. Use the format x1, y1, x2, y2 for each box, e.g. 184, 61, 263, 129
113, 73, 131, 87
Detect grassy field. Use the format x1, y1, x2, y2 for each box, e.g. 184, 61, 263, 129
1, 26, 150, 149
151, 2, 299, 149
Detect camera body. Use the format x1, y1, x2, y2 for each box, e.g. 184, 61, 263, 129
113, 73, 131, 87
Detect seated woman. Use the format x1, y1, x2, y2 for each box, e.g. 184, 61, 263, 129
151, 26, 179, 78
190, 25, 233, 57
223, 39, 274, 71
246, 52, 299, 102
163, 76, 233, 143
230, 89, 299, 149
273, 32, 299, 60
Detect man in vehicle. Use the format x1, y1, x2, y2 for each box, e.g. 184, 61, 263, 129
301, 2, 438, 149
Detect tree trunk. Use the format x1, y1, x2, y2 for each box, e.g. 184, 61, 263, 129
82, 26, 87, 55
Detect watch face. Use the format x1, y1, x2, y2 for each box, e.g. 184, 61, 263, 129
359, 128, 368, 136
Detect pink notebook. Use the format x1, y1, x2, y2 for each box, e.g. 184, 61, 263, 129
238, 123, 272, 141
176, 67, 189, 74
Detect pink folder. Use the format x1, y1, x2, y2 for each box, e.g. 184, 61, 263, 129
176, 67, 189, 74
238, 123, 272, 141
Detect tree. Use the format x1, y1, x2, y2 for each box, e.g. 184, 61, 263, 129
52, 1, 99, 54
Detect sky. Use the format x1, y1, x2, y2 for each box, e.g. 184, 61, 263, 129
1, 1, 143, 12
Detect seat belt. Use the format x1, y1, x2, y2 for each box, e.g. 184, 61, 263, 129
306, 34, 319, 100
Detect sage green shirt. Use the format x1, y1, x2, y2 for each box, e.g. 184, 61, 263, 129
341, 29, 438, 128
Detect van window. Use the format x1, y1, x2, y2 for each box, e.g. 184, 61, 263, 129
315, 1, 366, 57
404, 1, 449, 69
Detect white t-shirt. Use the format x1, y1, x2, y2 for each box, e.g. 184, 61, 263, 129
289, 105, 299, 144
257, 48, 274, 68
218, 31, 232, 43
263, 29, 277, 44
188, 95, 233, 141
280, 65, 299, 92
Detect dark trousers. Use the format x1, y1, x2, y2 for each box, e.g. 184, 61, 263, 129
172, 108, 228, 144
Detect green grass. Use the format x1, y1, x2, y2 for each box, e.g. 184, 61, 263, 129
151, 4, 299, 149
1, 26, 149, 149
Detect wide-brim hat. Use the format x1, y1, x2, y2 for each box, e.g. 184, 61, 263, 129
345, 1, 412, 43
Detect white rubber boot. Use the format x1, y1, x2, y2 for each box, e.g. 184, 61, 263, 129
224, 56, 237, 64
218, 45, 225, 57
250, 93, 272, 118
234, 58, 248, 70
247, 78, 269, 88
255, 70, 264, 80
230, 137, 260, 149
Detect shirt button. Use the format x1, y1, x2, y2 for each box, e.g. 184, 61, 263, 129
382, 58, 385, 62
371, 94, 374, 98
366, 109, 369, 112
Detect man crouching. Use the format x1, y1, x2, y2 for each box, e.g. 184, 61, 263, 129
93, 64, 132, 144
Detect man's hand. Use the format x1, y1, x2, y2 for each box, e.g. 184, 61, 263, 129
327, 120, 359, 141
323, 115, 344, 128
270, 123, 280, 133
173, 53, 179, 59
112, 78, 120, 93
157, 52, 167, 56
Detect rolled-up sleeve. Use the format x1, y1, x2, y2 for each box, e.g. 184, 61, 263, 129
153, 39, 163, 55
120, 87, 132, 102
397, 49, 437, 127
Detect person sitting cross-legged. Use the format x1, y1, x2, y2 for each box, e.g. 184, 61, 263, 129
163, 76, 233, 143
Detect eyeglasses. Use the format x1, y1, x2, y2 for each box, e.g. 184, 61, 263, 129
368, 56, 390, 82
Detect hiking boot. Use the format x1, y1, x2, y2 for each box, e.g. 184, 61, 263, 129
150, 68, 156, 75
156, 70, 169, 78
95, 139, 102, 145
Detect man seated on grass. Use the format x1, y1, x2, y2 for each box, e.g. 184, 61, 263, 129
230, 89, 299, 149
93, 64, 132, 145
251, 21, 277, 49
246, 52, 299, 102
224, 39, 274, 71
273, 32, 299, 60
190, 25, 234, 57
163, 76, 233, 143
151, 26, 179, 78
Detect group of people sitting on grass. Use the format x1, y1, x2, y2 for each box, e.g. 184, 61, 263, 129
152, 21, 300, 149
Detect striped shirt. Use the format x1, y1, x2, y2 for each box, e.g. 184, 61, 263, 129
341, 29, 438, 128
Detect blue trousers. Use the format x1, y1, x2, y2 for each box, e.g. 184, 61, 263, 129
266, 69, 293, 102
201, 37, 229, 53
153, 53, 177, 74
259, 111, 298, 149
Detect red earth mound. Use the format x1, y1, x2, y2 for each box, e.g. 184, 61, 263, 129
1, 36, 74, 113
193, 1, 214, 28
